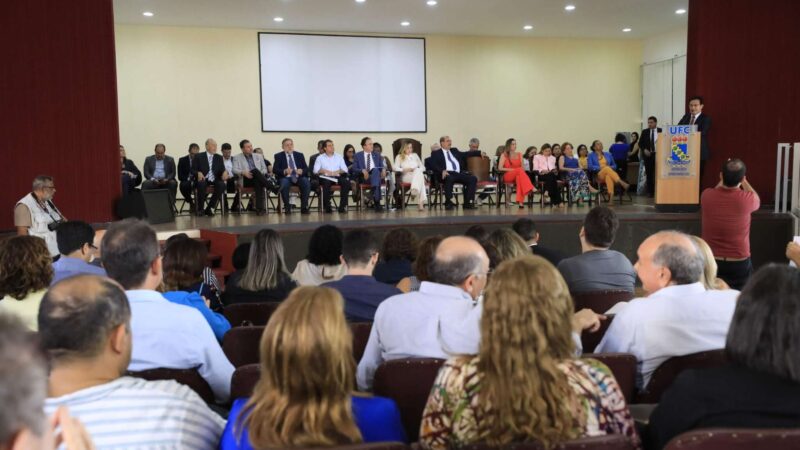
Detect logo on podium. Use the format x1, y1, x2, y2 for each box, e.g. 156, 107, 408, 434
664, 125, 696, 177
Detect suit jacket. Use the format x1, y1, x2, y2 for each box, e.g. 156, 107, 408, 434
143, 155, 176, 181
192, 152, 225, 181
587, 151, 618, 172
678, 113, 712, 160
232, 153, 268, 175
639, 127, 663, 155
427, 147, 481, 175
273, 151, 309, 180
121, 158, 142, 187
529, 244, 566, 267
351, 151, 385, 175
177, 154, 194, 183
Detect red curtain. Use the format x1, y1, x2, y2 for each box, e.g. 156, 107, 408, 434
1, 0, 120, 230
687, 0, 800, 199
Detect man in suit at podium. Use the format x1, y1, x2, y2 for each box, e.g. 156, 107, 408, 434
351, 137, 386, 212
273, 138, 311, 214
177, 143, 200, 211
193, 138, 227, 216
678, 96, 712, 177
428, 136, 483, 210
638, 116, 662, 197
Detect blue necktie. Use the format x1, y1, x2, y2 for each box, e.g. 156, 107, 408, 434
446, 151, 457, 171
288, 154, 297, 183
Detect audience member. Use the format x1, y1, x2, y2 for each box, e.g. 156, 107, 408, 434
373, 228, 418, 285
221, 287, 405, 449
357, 236, 488, 390
608, 133, 630, 181
233, 139, 276, 215
177, 143, 200, 210
164, 233, 223, 309
420, 255, 637, 449
498, 138, 535, 208
351, 137, 387, 212
464, 224, 489, 243
557, 206, 635, 293
273, 138, 311, 214
587, 140, 629, 195
428, 136, 483, 210
786, 240, 800, 266
511, 218, 565, 266
647, 264, 800, 449
394, 141, 427, 210
224, 229, 297, 304
161, 238, 231, 341
102, 219, 234, 402
533, 144, 563, 207
559, 142, 597, 203
486, 228, 529, 264
120, 145, 142, 195
40, 275, 225, 448
701, 158, 760, 290
15, 175, 64, 257
231, 242, 251, 271
313, 139, 350, 213
141, 143, 178, 200
397, 235, 445, 293
292, 225, 346, 286
52, 221, 106, 284
691, 236, 729, 290
595, 231, 738, 387
323, 230, 401, 322
193, 138, 227, 216
0, 236, 52, 330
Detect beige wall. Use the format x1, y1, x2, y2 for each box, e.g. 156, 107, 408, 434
116, 25, 642, 167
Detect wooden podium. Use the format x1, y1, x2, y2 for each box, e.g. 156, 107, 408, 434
655, 125, 701, 212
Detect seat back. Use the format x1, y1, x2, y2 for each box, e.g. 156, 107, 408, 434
350, 322, 372, 363
222, 326, 264, 367
635, 349, 727, 403
223, 302, 282, 327
467, 155, 491, 182
392, 138, 422, 159
289, 445, 409, 450
461, 435, 635, 450
664, 428, 800, 450
572, 290, 634, 314
372, 358, 445, 442
583, 352, 637, 404
128, 367, 215, 403
230, 363, 261, 400
581, 314, 615, 353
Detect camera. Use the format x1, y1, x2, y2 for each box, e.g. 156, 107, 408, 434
48, 220, 64, 232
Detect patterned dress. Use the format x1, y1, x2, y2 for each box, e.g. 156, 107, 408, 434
419, 356, 639, 449
562, 155, 592, 201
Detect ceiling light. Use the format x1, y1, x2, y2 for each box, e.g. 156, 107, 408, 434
622, 27, 632, 32
273, 17, 284, 22
142, 11, 154, 17
427, 0, 438, 5
675, 8, 687, 14
401, 21, 411, 27
523, 25, 533, 30
355, 0, 366, 3
565, 5, 576, 11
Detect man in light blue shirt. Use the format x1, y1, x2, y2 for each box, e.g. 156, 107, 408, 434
52, 221, 106, 284
101, 219, 234, 403
313, 139, 351, 213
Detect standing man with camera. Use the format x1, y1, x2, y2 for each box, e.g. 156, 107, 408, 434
15, 175, 66, 258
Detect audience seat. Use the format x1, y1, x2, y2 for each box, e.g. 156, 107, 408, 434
223, 302, 282, 327
289, 445, 408, 450
635, 349, 727, 404
583, 353, 637, 404
350, 322, 372, 363
230, 363, 260, 400
372, 358, 446, 442
664, 428, 800, 450
128, 367, 215, 404
461, 434, 636, 450
572, 290, 634, 314
581, 314, 615, 353
222, 326, 264, 367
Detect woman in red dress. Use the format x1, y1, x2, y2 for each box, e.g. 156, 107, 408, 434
498, 138, 535, 208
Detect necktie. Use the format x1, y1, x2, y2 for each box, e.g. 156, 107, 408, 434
366, 153, 372, 172
690, 115, 696, 125
288, 153, 298, 183
246, 155, 255, 171
207, 154, 215, 182
651, 129, 655, 150
446, 151, 458, 171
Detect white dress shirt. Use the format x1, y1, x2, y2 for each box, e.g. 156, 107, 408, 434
442, 149, 460, 172
356, 281, 482, 391
313, 153, 348, 175
594, 282, 738, 388
223, 157, 233, 177
125, 289, 234, 402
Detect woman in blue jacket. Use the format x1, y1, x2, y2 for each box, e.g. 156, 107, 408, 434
587, 140, 630, 195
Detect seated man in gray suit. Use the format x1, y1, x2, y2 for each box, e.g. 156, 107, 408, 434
232, 139, 278, 215
142, 143, 177, 200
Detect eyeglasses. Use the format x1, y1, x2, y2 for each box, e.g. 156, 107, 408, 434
43, 185, 56, 190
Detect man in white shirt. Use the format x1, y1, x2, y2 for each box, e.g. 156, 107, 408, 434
595, 230, 739, 388
313, 139, 350, 213
101, 218, 234, 402
357, 236, 489, 390
40, 275, 225, 449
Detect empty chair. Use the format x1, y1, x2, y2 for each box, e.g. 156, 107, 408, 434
128, 367, 215, 404
664, 429, 800, 450
223, 301, 281, 327
372, 358, 446, 442
584, 353, 637, 404
573, 290, 634, 314
222, 326, 264, 367
635, 350, 727, 404
350, 322, 372, 363
230, 363, 260, 400
461, 434, 636, 450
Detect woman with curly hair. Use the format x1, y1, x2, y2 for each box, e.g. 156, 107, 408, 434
0, 236, 53, 330
420, 255, 638, 449
373, 228, 418, 285
220, 286, 405, 449
292, 225, 347, 286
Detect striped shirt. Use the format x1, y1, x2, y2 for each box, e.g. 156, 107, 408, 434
44, 376, 225, 450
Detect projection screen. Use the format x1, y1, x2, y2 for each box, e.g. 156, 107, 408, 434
258, 33, 427, 132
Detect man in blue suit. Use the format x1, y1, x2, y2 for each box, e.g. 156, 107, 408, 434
351, 137, 386, 212
427, 136, 484, 210
272, 138, 311, 214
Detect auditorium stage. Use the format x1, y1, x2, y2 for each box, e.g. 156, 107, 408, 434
150, 195, 796, 273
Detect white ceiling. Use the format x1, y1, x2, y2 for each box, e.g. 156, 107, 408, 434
113, 0, 688, 39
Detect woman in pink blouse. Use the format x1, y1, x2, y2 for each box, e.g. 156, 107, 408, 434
532, 144, 563, 207
498, 138, 535, 208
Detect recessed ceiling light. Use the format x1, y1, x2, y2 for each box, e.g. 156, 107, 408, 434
273, 17, 284, 22
565, 5, 576, 11
622, 27, 632, 32
523, 25, 533, 30
355, 0, 366, 3
675, 8, 687, 14
142, 11, 154, 17
427, 0, 438, 5
401, 21, 411, 27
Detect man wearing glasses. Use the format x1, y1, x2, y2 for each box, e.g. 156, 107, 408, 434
15, 175, 65, 258
51, 221, 107, 284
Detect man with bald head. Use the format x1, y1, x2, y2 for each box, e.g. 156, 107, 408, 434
595, 231, 739, 388
357, 236, 489, 390
39, 275, 225, 449
193, 138, 226, 216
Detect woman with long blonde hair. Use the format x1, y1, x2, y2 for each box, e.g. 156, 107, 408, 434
393, 141, 427, 210
221, 286, 405, 449
420, 256, 638, 449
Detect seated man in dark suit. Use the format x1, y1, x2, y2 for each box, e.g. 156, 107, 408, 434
192, 138, 227, 216
120, 145, 142, 196
350, 137, 386, 212
141, 143, 177, 200
272, 138, 311, 214
177, 143, 200, 210
427, 136, 483, 210
323, 229, 401, 322
511, 218, 566, 266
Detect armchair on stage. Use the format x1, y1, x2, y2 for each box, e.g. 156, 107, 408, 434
655, 124, 701, 212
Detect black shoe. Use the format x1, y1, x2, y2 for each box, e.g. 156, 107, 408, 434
374, 204, 384, 212
338, 206, 347, 213
230, 206, 242, 213
256, 209, 267, 216
445, 202, 455, 211
283, 208, 291, 214
324, 207, 333, 213
195, 210, 205, 217
301, 208, 311, 214
464, 204, 477, 210
204, 208, 215, 217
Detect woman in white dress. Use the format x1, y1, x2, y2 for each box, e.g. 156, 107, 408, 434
393, 142, 427, 211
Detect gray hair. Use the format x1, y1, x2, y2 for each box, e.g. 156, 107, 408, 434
429, 252, 484, 286
430, 143, 441, 152
439, 135, 450, 144
652, 236, 705, 285
0, 314, 47, 443
239, 229, 290, 291
32, 175, 53, 191
469, 137, 480, 147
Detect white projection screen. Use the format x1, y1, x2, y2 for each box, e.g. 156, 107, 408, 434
258, 33, 427, 132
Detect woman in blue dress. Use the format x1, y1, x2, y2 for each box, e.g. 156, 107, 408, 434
558, 142, 597, 203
